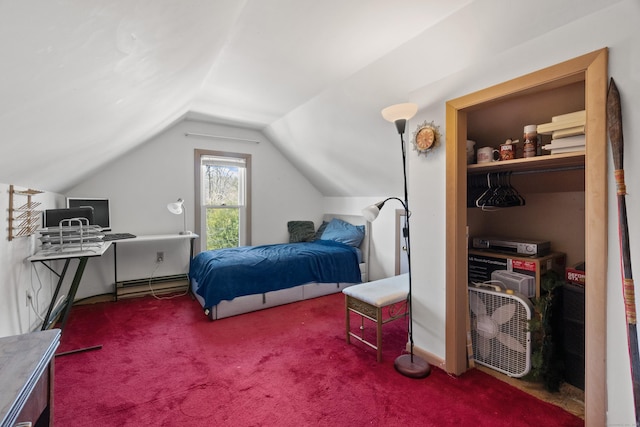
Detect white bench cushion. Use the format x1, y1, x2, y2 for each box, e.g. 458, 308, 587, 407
342, 273, 409, 307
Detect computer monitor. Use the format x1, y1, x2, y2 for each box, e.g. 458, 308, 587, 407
43, 207, 95, 229
66, 197, 111, 231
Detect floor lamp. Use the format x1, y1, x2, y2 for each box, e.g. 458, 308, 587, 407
362, 102, 431, 379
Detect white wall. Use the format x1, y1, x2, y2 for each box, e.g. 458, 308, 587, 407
0, 183, 66, 337
64, 120, 325, 300
0, 120, 324, 338
325, 1, 639, 424
2, 1, 639, 424
401, 1, 638, 424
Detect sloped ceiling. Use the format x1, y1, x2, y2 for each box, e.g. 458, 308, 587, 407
0, 0, 616, 195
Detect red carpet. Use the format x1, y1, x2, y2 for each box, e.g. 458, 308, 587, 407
55, 292, 583, 426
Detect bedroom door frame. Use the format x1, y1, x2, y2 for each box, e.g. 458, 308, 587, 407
395, 209, 408, 275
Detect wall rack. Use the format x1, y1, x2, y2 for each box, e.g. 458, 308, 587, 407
8, 184, 43, 241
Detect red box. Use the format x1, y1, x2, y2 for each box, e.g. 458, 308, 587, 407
566, 262, 586, 286
468, 250, 566, 298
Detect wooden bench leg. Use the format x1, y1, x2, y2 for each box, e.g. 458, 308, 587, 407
345, 293, 406, 363
345, 295, 351, 345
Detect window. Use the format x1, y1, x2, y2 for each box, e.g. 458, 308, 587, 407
195, 150, 251, 252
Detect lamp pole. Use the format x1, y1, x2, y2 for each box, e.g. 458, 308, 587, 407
181, 204, 188, 235
381, 103, 430, 378
400, 127, 414, 358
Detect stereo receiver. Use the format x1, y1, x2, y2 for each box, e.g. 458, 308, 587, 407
472, 236, 550, 257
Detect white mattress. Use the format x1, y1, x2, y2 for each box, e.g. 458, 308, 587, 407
191, 277, 361, 320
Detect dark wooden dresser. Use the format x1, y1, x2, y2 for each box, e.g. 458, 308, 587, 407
0, 329, 60, 427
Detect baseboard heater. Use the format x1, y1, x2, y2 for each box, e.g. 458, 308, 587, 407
116, 274, 189, 299
118, 274, 188, 288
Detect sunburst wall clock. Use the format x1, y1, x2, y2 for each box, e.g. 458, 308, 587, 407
411, 120, 441, 156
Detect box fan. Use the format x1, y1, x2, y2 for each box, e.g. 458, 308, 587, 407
468, 285, 533, 377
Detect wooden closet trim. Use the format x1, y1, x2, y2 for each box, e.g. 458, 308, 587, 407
444, 48, 608, 425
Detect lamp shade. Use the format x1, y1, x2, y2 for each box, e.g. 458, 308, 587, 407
362, 198, 409, 222
167, 198, 191, 235
362, 199, 388, 222
381, 103, 418, 123
167, 198, 184, 215
362, 205, 380, 222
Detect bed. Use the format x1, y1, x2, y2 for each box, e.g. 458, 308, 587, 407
190, 214, 370, 320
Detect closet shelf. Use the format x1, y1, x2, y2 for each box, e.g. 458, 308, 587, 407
467, 152, 585, 174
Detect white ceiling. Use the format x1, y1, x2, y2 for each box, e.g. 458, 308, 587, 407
0, 0, 471, 194
189, 1, 471, 127
0, 0, 616, 195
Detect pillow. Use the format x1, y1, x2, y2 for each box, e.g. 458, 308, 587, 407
313, 221, 329, 241
287, 221, 316, 243
320, 218, 365, 248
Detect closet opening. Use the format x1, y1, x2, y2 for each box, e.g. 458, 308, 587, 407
444, 48, 607, 424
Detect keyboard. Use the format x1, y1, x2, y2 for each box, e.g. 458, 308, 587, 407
103, 233, 137, 241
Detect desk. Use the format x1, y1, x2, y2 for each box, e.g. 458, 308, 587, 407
111, 234, 197, 300
28, 234, 197, 330
0, 329, 60, 427
29, 243, 111, 332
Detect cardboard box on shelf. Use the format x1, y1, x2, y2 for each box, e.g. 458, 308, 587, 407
468, 249, 566, 298
566, 262, 586, 286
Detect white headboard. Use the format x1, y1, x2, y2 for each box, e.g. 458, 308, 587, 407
322, 213, 371, 278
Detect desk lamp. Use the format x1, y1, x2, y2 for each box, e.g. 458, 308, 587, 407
167, 198, 191, 235
362, 102, 431, 379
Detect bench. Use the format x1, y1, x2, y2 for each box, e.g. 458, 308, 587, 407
342, 274, 409, 362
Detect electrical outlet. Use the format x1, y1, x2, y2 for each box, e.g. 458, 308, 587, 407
156, 252, 164, 263
26, 290, 32, 307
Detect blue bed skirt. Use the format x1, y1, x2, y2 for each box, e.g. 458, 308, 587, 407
190, 240, 361, 308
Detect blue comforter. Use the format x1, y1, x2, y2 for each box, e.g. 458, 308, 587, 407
190, 240, 361, 308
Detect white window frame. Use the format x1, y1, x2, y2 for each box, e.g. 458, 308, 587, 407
194, 149, 251, 253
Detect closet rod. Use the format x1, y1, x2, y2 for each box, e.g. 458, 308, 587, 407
184, 132, 260, 144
